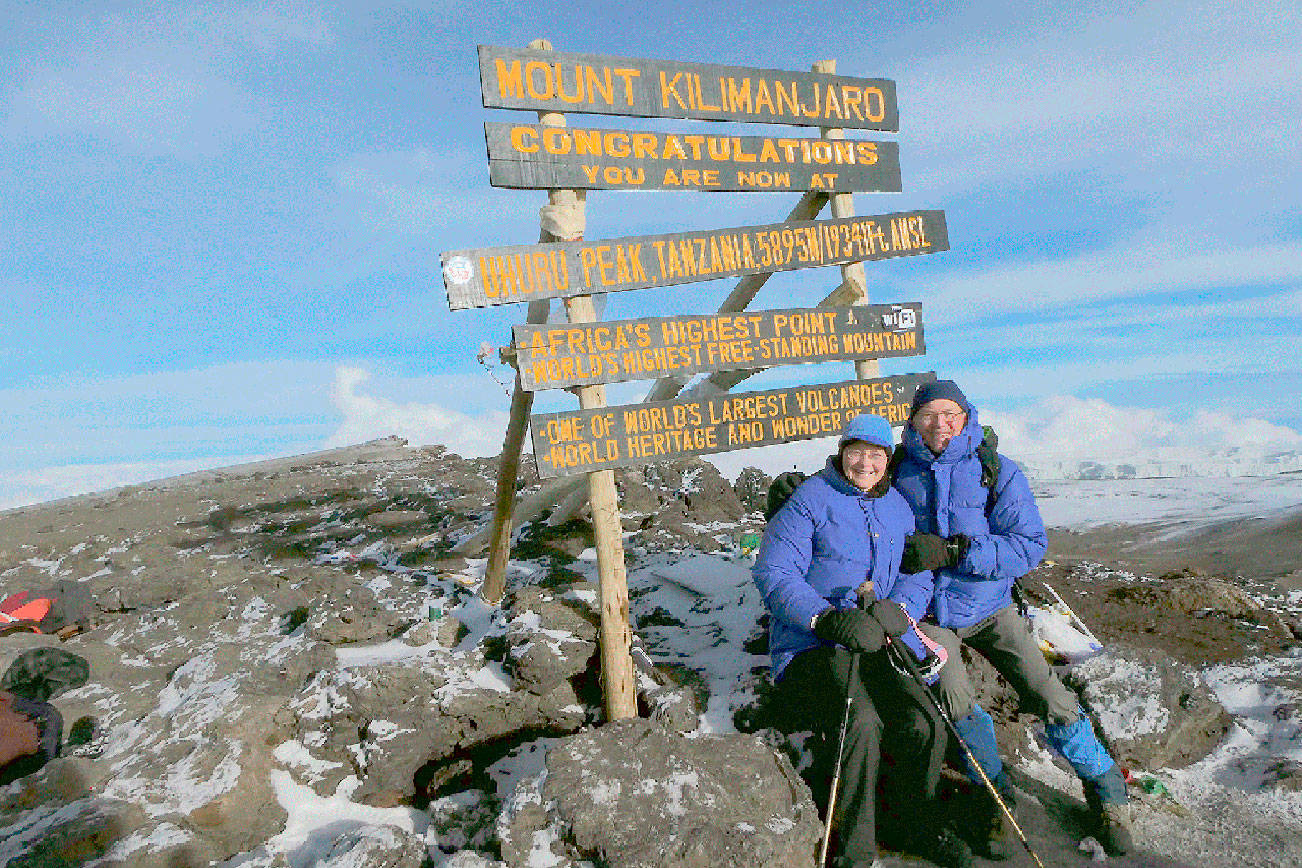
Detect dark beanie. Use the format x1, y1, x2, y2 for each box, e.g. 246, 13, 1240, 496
910, 379, 970, 416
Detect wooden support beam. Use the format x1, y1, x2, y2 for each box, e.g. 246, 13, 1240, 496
814, 58, 880, 380
480, 37, 583, 604
480, 301, 549, 605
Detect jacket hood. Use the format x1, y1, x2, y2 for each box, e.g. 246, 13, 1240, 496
902, 405, 983, 466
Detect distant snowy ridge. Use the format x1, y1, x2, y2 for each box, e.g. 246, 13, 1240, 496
1015, 448, 1302, 481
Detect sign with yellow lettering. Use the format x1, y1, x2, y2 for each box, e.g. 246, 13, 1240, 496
479, 45, 898, 131
514, 304, 924, 391
530, 372, 934, 478
485, 122, 901, 193
442, 210, 945, 310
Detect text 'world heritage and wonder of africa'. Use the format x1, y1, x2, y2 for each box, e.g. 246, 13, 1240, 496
529, 373, 935, 477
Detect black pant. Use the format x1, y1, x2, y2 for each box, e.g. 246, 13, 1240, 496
779, 645, 946, 862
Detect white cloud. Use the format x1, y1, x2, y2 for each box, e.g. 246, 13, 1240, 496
3, 2, 337, 154
911, 240, 1302, 325
904, 0, 1302, 205
981, 396, 1302, 474
707, 395, 1302, 481
0, 457, 251, 512
326, 366, 511, 458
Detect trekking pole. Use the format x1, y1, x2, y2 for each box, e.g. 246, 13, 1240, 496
819, 652, 859, 866
886, 640, 1049, 868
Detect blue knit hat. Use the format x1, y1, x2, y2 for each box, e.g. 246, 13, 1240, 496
838, 413, 893, 450
910, 379, 970, 416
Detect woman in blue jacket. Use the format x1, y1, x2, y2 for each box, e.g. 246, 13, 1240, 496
753, 413, 971, 868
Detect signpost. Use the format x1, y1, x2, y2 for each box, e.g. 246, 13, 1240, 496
512, 304, 924, 391
530, 373, 935, 478
442, 210, 947, 310
485, 122, 901, 192
480, 45, 899, 130
444, 41, 951, 724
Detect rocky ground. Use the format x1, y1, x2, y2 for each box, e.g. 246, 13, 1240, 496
0, 438, 1299, 867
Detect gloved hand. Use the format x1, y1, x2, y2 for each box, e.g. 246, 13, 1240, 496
868, 599, 910, 637
900, 533, 969, 573
764, 471, 808, 521
813, 608, 886, 653
917, 646, 947, 685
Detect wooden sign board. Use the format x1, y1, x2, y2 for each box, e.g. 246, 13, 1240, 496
479, 45, 899, 131
530, 372, 935, 478
443, 210, 946, 311
514, 304, 924, 391
485, 122, 901, 193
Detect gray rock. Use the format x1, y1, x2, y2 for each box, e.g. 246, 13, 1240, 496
1069, 647, 1232, 770
644, 686, 700, 733
504, 586, 599, 695
732, 466, 772, 515
305, 577, 406, 645
499, 718, 820, 868
288, 658, 589, 806
319, 824, 430, 866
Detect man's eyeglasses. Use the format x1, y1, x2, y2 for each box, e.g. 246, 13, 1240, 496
914, 410, 965, 425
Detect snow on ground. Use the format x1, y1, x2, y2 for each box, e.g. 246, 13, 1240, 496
1171, 655, 1302, 824
628, 552, 768, 733
1032, 473, 1302, 531
111, 467, 1297, 866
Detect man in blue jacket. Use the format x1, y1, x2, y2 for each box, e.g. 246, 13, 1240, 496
895, 380, 1134, 857
753, 413, 972, 868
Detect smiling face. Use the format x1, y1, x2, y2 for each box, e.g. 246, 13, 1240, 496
912, 398, 968, 454
840, 441, 890, 492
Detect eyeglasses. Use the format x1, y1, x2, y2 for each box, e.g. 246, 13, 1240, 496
913, 410, 965, 425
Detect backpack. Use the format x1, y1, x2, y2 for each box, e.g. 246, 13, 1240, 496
764, 426, 1002, 521
0, 580, 95, 638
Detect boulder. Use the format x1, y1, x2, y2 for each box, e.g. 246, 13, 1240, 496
1068, 647, 1232, 770
498, 718, 820, 867
318, 824, 430, 867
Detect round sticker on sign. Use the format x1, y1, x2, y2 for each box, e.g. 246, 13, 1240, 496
443, 256, 474, 285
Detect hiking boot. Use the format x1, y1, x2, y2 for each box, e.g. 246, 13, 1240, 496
907, 826, 975, 868
1084, 764, 1134, 856
1095, 802, 1135, 856
976, 794, 1017, 860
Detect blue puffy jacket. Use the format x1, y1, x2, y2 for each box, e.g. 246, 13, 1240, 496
893, 407, 1048, 628
752, 456, 935, 678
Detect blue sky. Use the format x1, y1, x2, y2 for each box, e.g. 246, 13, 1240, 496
3, 0, 1300, 508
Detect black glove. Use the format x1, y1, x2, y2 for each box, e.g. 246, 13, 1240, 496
977, 425, 1001, 487
868, 598, 910, 637
764, 471, 807, 521
900, 533, 970, 573
813, 608, 886, 653
900, 533, 947, 573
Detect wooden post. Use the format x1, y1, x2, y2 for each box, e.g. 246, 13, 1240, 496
481, 325, 544, 605
480, 38, 583, 605
563, 294, 638, 720
814, 58, 880, 380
